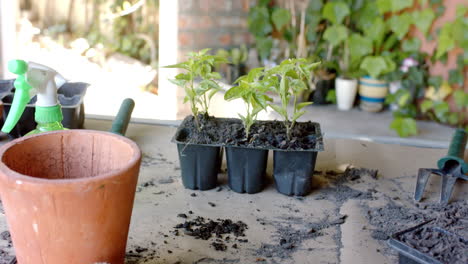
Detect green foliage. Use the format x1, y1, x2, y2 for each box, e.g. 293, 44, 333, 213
165, 49, 227, 130
435, 6, 468, 59
348, 33, 373, 62
412, 9, 435, 35
265, 59, 320, 140
402, 38, 422, 52
323, 25, 348, 48
388, 13, 413, 40
377, 0, 414, 14
248, 6, 273, 37
390, 117, 418, 137
322, 1, 350, 25
360, 56, 396, 79
326, 90, 337, 104
216, 45, 248, 66
272, 8, 291, 30
256, 37, 274, 60
224, 68, 272, 138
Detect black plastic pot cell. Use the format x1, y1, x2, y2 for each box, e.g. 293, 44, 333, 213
176, 143, 222, 190
273, 150, 318, 196
388, 221, 467, 264
225, 146, 268, 194
0, 80, 88, 138
311, 79, 335, 105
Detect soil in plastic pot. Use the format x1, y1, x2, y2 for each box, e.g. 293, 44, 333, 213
395, 204, 468, 264
176, 143, 221, 190
175, 115, 320, 150
225, 147, 268, 194
273, 150, 317, 196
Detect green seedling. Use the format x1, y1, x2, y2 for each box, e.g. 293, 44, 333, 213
224, 67, 272, 139
266, 58, 320, 140
165, 49, 227, 131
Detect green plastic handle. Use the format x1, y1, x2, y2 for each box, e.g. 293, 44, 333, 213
438, 129, 468, 173
110, 98, 135, 136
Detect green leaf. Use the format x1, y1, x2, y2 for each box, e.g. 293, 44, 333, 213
453, 90, 468, 109
322, 1, 350, 24
323, 25, 348, 47
420, 100, 433, 113
268, 103, 287, 118
360, 56, 390, 79
168, 78, 187, 87
448, 69, 463, 87
297, 102, 313, 110
349, 33, 373, 61
363, 17, 385, 47
390, 117, 418, 137
272, 8, 291, 30
248, 6, 273, 37
402, 38, 422, 52
326, 90, 337, 104
256, 37, 274, 60
388, 13, 412, 40
376, 0, 392, 14
447, 113, 460, 125
433, 102, 450, 121
428, 76, 443, 89
456, 4, 468, 19
436, 24, 455, 59
224, 85, 247, 101
292, 110, 306, 122
164, 62, 189, 70
391, 0, 414, 12
412, 9, 435, 35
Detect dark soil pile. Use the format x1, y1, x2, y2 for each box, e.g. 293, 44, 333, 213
175, 115, 321, 150
0, 231, 14, 264
174, 215, 248, 251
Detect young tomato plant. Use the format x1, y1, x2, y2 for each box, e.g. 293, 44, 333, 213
224, 68, 272, 139
266, 58, 320, 140
165, 49, 227, 130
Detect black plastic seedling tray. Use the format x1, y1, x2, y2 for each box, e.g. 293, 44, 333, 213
172, 117, 324, 195
0, 79, 88, 138
388, 221, 468, 264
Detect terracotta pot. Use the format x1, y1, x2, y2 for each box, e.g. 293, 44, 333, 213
0, 130, 141, 264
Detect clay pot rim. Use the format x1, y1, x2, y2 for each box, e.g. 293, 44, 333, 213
0, 129, 141, 186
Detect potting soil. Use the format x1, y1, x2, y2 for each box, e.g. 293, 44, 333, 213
177, 115, 320, 150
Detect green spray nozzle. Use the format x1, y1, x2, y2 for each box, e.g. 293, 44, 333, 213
1, 60, 33, 133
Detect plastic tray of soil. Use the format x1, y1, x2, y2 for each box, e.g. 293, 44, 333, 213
172, 116, 324, 195
0, 80, 88, 138
388, 220, 468, 264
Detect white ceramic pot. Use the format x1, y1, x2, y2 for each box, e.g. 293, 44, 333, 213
335, 77, 358, 111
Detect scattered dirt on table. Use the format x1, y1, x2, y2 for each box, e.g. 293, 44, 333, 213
141, 153, 173, 167
0, 231, 14, 264
173, 214, 248, 252
176, 115, 321, 150
256, 214, 348, 261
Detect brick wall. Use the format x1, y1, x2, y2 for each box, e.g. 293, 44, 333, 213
177, 0, 252, 58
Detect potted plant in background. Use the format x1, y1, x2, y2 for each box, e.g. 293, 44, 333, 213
216, 45, 249, 84
223, 68, 272, 193
322, 1, 365, 111
165, 49, 227, 190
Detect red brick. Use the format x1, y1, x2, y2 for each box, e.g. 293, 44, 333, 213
179, 32, 194, 47
199, 15, 213, 29
242, 0, 250, 12
219, 33, 232, 45
178, 16, 190, 29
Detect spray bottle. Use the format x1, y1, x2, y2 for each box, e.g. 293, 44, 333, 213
2, 60, 67, 135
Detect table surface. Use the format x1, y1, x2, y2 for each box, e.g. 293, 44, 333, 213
0, 119, 467, 264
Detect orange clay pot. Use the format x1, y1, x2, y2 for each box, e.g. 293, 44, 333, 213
0, 130, 141, 264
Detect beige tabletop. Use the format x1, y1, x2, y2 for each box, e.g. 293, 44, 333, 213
0, 119, 467, 264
